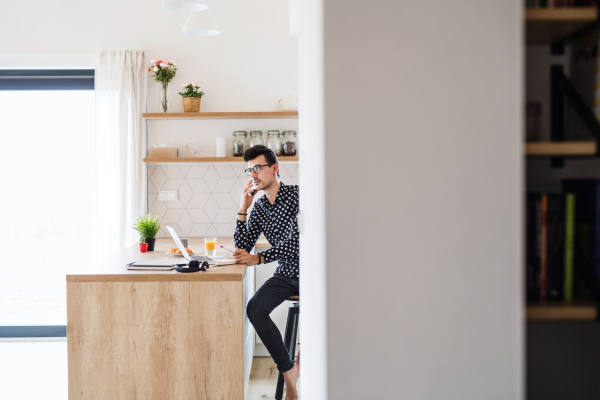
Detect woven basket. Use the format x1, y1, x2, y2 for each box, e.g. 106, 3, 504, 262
183, 97, 201, 113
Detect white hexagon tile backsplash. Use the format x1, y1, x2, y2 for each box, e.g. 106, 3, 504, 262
148, 162, 299, 237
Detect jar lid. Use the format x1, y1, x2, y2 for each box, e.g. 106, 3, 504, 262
233, 131, 247, 136
282, 130, 297, 135
267, 130, 280, 135
250, 131, 263, 136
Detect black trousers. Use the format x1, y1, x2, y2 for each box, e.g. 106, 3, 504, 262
247, 274, 299, 373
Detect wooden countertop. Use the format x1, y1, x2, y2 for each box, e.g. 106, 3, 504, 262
66, 237, 271, 283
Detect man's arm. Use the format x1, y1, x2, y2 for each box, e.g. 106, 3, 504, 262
234, 212, 262, 253
234, 207, 262, 254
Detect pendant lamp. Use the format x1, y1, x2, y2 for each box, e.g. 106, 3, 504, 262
182, 10, 221, 36
162, 0, 208, 12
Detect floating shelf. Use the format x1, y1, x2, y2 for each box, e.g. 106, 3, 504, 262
526, 7, 597, 45
142, 111, 298, 120
527, 302, 596, 320
144, 157, 299, 163
525, 141, 596, 156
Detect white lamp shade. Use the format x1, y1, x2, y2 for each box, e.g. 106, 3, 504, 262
182, 10, 221, 36
162, 0, 208, 12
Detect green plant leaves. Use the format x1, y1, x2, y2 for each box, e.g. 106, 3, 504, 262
178, 83, 204, 98
132, 214, 162, 241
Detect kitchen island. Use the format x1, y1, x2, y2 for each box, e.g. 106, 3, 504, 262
66, 237, 263, 400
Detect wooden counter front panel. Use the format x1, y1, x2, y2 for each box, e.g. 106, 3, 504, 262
67, 281, 243, 400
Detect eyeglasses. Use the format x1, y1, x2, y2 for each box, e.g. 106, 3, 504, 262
244, 163, 274, 176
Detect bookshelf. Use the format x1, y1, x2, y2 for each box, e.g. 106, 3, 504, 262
526, 7, 597, 45
525, 6, 600, 321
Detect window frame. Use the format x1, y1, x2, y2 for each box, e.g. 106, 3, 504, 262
0, 69, 94, 338
0, 69, 94, 90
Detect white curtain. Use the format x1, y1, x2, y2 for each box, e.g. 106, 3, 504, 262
95, 51, 147, 260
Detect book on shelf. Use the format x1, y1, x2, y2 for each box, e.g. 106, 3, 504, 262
547, 194, 565, 300
564, 193, 575, 302
525, 186, 599, 304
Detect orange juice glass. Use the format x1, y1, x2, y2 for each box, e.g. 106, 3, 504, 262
205, 238, 217, 256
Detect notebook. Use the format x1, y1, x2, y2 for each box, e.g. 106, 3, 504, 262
127, 260, 176, 270
208, 255, 237, 266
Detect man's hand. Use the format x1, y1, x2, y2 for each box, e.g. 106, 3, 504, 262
234, 249, 260, 266
239, 180, 255, 213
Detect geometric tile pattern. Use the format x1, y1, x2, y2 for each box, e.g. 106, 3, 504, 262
148, 162, 299, 237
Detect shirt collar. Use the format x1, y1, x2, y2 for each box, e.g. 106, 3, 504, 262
260, 182, 286, 207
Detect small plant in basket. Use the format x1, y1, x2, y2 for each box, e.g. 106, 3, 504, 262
147, 59, 177, 113
178, 83, 205, 113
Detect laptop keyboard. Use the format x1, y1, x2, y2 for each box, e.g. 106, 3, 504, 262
190, 255, 217, 266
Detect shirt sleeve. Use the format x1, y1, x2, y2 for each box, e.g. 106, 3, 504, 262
260, 189, 300, 264
234, 207, 262, 253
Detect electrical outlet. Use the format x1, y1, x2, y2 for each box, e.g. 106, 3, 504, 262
159, 191, 178, 201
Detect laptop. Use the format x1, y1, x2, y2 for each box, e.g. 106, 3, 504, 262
165, 225, 237, 266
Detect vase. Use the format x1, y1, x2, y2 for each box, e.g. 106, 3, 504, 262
183, 97, 201, 113
140, 243, 148, 253
145, 237, 157, 251
159, 82, 171, 113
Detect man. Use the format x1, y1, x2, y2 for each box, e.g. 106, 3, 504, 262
233, 145, 300, 400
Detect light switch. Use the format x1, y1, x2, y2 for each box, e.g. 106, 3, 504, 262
159, 191, 178, 201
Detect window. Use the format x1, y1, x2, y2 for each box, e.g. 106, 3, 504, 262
0, 70, 94, 336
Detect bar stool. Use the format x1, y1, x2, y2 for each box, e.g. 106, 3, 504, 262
275, 295, 300, 400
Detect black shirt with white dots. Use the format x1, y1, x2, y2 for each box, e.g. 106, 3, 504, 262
234, 182, 300, 278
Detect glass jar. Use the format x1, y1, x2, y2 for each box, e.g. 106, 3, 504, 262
266, 130, 282, 156
249, 131, 264, 147
281, 130, 297, 156
232, 131, 247, 157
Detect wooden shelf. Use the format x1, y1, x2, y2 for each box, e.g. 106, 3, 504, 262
525, 141, 596, 156
526, 7, 597, 45
527, 302, 596, 320
143, 157, 299, 163
142, 111, 298, 120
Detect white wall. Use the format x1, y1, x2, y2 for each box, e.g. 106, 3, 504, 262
0, 0, 298, 157
300, 0, 524, 398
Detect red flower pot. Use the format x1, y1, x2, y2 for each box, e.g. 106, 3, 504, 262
140, 243, 148, 253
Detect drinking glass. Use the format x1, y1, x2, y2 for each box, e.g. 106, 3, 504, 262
205, 237, 217, 256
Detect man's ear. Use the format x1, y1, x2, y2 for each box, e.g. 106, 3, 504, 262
273, 163, 279, 176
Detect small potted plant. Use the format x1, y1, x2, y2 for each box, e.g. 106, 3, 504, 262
132, 214, 162, 252
147, 59, 177, 113
178, 83, 204, 113
139, 238, 148, 253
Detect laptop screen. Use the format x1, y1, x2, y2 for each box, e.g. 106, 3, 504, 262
165, 225, 192, 261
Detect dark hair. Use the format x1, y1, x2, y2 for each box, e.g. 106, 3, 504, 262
243, 144, 279, 178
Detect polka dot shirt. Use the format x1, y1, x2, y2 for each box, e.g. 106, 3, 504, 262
234, 183, 300, 278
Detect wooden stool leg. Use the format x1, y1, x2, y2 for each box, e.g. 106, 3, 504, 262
275, 305, 300, 400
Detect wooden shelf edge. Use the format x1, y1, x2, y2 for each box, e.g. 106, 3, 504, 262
526, 7, 597, 21
527, 303, 596, 320
525, 141, 597, 157
143, 157, 299, 163
526, 7, 597, 45
143, 111, 298, 119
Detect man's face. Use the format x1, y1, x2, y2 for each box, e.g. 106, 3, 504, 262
248, 155, 276, 191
